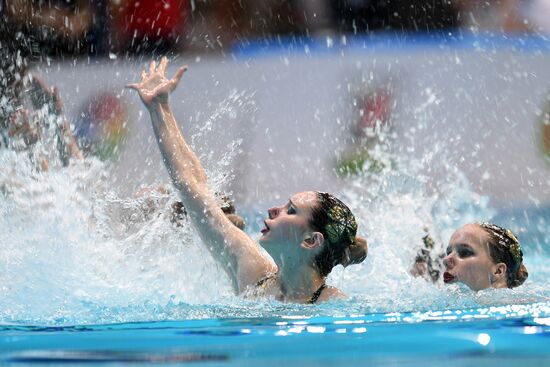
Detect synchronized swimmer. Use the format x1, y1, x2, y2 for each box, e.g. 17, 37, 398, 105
127, 57, 368, 303
0, 57, 529, 303
413, 223, 528, 291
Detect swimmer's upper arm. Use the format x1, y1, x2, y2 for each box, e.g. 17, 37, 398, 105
184, 187, 276, 293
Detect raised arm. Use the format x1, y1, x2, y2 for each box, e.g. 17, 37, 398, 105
127, 58, 276, 293
28, 76, 83, 165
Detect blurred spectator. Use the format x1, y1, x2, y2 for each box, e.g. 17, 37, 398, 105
108, 0, 189, 54
330, 0, 458, 33
3, 0, 547, 65
0, 0, 105, 124
455, 0, 527, 32
295, 0, 333, 35
182, 0, 300, 53
182, 0, 456, 53
1, 0, 105, 57
526, 0, 550, 33
454, 0, 550, 34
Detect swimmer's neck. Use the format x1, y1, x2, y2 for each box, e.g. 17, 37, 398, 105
277, 262, 326, 303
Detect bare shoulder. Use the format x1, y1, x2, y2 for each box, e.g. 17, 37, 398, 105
224, 223, 278, 290
317, 285, 347, 303
240, 273, 282, 300
189, 194, 276, 292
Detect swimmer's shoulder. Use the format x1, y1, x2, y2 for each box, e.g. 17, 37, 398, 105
317, 286, 346, 303
241, 273, 281, 300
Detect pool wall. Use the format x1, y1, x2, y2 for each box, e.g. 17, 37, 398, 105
35, 33, 550, 211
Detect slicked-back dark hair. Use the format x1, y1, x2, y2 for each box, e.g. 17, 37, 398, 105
309, 192, 361, 277
478, 222, 528, 288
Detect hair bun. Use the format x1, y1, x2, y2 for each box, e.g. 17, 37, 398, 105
511, 263, 529, 288
340, 235, 368, 267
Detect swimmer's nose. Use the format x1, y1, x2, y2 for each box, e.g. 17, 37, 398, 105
268, 207, 279, 219
443, 254, 454, 269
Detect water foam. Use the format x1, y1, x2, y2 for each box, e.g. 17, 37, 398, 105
0, 91, 548, 326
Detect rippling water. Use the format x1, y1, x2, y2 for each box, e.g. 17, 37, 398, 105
2, 303, 550, 366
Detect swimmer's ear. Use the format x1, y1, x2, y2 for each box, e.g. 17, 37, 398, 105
301, 232, 324, 250
492, 262, 507, 284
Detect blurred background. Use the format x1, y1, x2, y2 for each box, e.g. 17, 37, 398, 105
2, 0, 550, 57
1, 0, 549, 213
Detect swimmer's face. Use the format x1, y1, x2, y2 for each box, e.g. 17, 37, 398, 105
259, 191, 317, 254
443, 224, 501, 291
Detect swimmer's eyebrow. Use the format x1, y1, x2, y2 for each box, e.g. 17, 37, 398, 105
447, 242, 468, 247
288, 199, 297, 209
448, 243, 473, 250
447, 242, 471, 248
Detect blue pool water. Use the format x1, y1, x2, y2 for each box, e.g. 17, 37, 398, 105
2, 303, 550, 366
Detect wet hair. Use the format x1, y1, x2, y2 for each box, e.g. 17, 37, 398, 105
478, 222, 528, 288
309, 192, 368, 277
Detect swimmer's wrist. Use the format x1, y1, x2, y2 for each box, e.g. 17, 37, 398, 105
147, 100, 171, 113
147, 102, 176, 129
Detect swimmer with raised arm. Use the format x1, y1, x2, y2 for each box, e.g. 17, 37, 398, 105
413, 222, 528, 291
27, 76, 83, 165
1, 74, 82, 169
128, 57, 368, 303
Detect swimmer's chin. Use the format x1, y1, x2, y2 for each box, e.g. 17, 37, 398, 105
258, 232, 268, 244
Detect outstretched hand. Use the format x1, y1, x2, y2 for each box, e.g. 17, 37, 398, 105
127, 57, 187, 107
